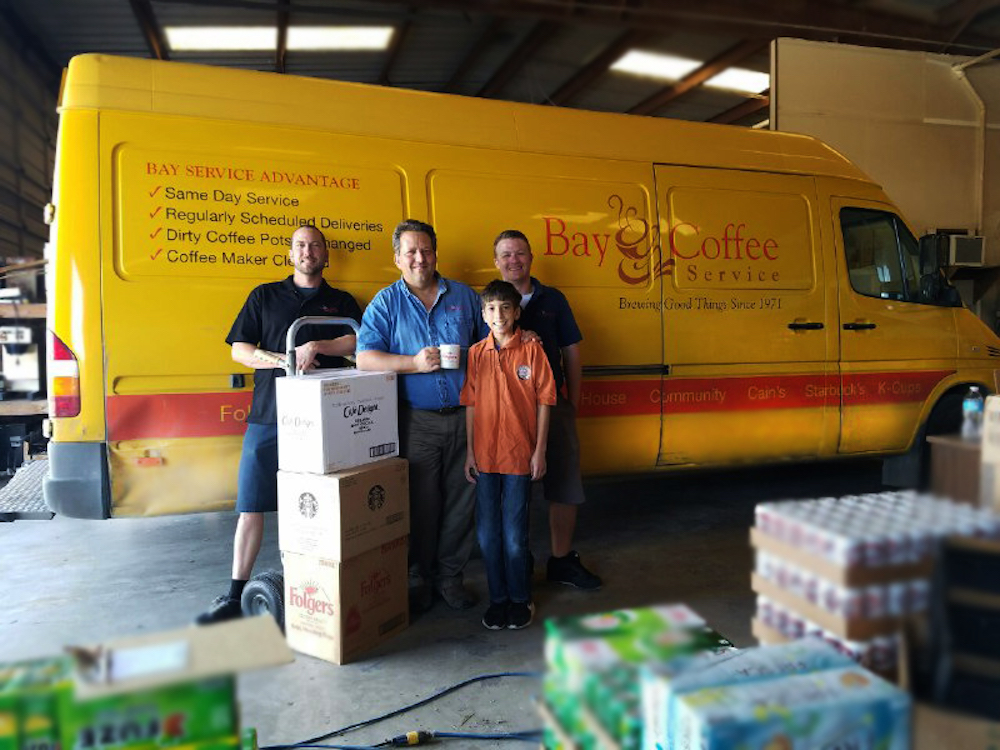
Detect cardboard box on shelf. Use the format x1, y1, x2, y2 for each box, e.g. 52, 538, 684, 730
276, 369, 398, 475
282, 536, 409, 665
980, 395, 1000, 511
278, 458, 409, 560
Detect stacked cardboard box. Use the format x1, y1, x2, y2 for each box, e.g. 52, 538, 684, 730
0, 618, 287, 750
275, 370, 409, 665
750, 491, 1000, 677
539, 604, 735, 749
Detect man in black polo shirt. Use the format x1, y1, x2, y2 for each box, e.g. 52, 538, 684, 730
492, 229, 601, 591
197, 224, 363, 625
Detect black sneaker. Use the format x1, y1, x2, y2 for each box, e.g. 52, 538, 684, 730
482, 602, 508, 630
547, 551, 602, 590
195, 595, 242, 626
507, 601, 535, 630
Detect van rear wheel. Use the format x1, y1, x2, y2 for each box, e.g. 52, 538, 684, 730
241, 571, 284, 631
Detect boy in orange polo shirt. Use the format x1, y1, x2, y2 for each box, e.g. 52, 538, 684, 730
461, 280, 556, 630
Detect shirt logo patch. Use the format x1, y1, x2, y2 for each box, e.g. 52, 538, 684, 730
517, 365, 531, 380
319, 305, 339, 314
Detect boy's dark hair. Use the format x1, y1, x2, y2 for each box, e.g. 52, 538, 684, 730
480, 279, 521, 309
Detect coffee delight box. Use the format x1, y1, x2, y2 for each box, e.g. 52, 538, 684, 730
275, 369, 398, 475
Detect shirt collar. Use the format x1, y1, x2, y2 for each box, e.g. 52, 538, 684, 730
282, 275, 330, 295
486, 329, 522, 351
397, 273, 447, 302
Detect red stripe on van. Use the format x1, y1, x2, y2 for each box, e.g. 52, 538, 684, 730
107, 392, 252, 441
576, 370, 953, 418
105, 369, 953, 438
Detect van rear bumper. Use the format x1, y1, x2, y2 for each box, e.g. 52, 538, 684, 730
43, 442, 111, 519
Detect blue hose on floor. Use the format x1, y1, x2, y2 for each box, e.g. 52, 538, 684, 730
260, 671, 544, 750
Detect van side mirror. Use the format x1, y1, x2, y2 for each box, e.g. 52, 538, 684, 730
919, 233, 948, 275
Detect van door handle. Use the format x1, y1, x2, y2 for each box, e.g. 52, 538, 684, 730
843, 322, 877, 331
787, 321, 824, 331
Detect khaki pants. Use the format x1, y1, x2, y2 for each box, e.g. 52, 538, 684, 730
399, 406, 475, 585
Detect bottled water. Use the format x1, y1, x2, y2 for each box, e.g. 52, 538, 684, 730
962, 386, 985, 441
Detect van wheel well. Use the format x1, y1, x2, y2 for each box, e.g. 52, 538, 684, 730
883, 383, 986, 489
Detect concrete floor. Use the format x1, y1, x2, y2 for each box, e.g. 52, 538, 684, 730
3, 459, 885, 748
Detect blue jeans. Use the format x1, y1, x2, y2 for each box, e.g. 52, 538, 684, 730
476, 472, 532, 605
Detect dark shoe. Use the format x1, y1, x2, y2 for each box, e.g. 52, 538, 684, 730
437, 579, 477, 610
482, 602, 508, 630
195, 595, 243, 626
507, 601, 535, 630
547, 551, 602, 590
409, 572, 433, 614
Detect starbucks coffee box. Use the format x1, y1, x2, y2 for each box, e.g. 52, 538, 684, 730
278, 458, 409, 561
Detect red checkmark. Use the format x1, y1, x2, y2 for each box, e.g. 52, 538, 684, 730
151, 248, 164, 260
150, 206, 162, 218
149, 186, 162, 197
150, 227, 162, 238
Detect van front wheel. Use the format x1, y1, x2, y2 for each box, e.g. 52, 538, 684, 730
883, 392, 964, 489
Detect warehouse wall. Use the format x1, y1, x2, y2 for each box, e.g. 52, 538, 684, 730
0, 14, 57, 273
773, 38, 1000, 263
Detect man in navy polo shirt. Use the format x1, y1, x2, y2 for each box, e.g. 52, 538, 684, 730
197, 224, 362, 625
357, 219, 489, 613
493, 229, 602, 591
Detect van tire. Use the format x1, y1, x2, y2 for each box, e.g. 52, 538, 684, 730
241, 573, 284, 631
883, 391, 965, 489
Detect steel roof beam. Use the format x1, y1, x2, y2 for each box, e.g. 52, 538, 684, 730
443, 17, 503, 93
627, 38, 768, 116
548, 27, 655, 106
367, 0, 1000, 53
276, 0, 289, 72
709, 88, 769, 124
477, 20, 558, 98
128, 0, 170, 60
379, 13, 413, 86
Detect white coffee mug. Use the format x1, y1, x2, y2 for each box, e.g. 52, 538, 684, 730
440, 344, 461, 369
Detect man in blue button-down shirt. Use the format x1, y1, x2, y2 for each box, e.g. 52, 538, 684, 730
357, 219, 489, 614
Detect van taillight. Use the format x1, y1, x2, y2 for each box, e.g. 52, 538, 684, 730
49, 332, 80, 417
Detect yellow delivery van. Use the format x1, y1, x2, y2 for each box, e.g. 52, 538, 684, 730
43, 54, 1000, 518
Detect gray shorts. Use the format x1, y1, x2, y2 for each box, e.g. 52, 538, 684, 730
542, 396, 586, 506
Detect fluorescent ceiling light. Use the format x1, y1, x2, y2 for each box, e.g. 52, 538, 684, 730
166, 27, 276, 51
705, 68, 770, 93
165, 25, 394, 52
288, 26, 394, 50
610, 50, 702, 81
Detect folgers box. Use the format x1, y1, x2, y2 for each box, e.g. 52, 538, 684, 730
277, 458, 409, 560
0, 618, 291, 750
275, 369, 398, 474
282, 536, 409, 665
671, 665, 910, 750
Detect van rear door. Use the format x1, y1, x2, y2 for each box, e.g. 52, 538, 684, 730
829, 195, 957, 453
655, 166, 839, 467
